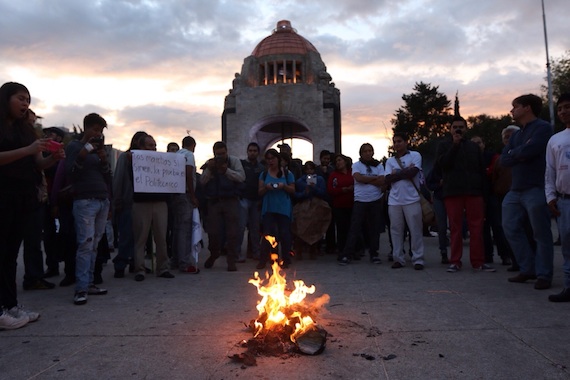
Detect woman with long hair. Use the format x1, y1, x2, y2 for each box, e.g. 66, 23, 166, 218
0, 82, 64, 330
257, 149, 295, 269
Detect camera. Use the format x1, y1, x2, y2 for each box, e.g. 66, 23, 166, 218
272, 183, 279, 189
91, 137, 104, 146
47, 140, 63, 153
306, 174, 316, 185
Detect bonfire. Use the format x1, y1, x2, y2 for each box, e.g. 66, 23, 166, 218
231, 237, 329, 365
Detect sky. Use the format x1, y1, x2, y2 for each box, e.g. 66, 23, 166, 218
1, 0, 568, 166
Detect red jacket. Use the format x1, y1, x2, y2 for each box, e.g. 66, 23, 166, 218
327, 170, 354, 209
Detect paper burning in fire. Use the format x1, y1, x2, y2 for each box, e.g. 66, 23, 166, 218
240, 236, 329, 360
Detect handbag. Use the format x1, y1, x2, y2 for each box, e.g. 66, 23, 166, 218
394, 156, 435, 225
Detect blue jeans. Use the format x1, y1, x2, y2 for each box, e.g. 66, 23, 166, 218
502, 188, 553, 280
558, 198, 570, 288
73, 199, 110, 293
171, 194, 194, 270
237, 198, 261, 260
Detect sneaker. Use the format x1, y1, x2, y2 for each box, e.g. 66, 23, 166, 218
474, 264, 496, 272
59, 276, 76, 287
134, 273, 145, 282
0, 309, 29, 330
414, 264, 425, 271
338, 257, 349, 266
371, 257, 382, 264
88, 285, 108, 295
391, 262, 403, 269
158, 271, 175, 279
181, 266, 200, 274
74, 292, 88, 305
23, 279, 56, 290
446, 264, 460, 273
8, 305, 40, 323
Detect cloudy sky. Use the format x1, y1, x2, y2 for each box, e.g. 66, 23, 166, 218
1, 0, 567, 165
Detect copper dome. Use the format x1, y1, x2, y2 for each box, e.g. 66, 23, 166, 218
251, 20, 318, 57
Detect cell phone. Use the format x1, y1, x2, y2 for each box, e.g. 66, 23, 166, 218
91, 137, 103, 145
47, 140, 63, 153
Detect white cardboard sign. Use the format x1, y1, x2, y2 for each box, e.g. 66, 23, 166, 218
131, 150, 185, 194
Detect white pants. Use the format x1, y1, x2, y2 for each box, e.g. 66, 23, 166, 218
389, 201, 424, 265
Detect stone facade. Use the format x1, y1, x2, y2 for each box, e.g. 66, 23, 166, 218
222, 21, 341, 162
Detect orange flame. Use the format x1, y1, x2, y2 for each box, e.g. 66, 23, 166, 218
249, 236, 320, 342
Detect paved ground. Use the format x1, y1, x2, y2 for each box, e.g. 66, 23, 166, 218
1, 230, 569, 380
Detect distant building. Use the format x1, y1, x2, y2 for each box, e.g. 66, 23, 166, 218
222, 20, 341, 160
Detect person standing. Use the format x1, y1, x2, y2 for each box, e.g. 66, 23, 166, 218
257, 148, 296, 269
327, 154, 354, 255
338, 143, 385, 265
436, 116, 495, 273
112, 131, 148, 278
0, 82, 64, 329
131, 135, 175, 281
316, 149, 336, 254
501, 94, 554, 290
545, 93, 570, 302
200, 141, 245, 271
171, 136, 199, 273
65, 113, 111, 305
384, 133, 425, 270
238, 142, 265, 261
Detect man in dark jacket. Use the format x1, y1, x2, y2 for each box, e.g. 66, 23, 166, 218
501, 94, 554, 290
200, 141, 245, 271
436, 116, 495, 273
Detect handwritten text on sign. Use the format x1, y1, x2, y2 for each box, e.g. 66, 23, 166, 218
132, 150, 185, 193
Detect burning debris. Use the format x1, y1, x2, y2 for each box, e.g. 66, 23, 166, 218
231, 241, 329, 365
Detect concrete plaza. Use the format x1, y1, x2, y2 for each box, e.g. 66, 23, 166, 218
2, 231, 569, 380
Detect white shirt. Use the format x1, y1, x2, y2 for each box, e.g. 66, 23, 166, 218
545, 128, 570, 203
385, 151, 422, 206
352, 160, 385, 202
177, 148, 196, 191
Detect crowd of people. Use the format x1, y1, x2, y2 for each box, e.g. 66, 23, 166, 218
1, 81, 569, 332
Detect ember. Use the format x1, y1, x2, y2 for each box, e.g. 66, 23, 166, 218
239, 236, 329, 361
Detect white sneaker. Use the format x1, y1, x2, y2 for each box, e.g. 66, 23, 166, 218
0, 308, 29, 330
8, 305, 40, 323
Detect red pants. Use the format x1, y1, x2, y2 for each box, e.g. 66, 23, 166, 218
444, 195, 485, 268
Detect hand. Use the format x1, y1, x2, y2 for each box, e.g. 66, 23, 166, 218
207, 158, 216, 171
29, 139, 49, 155
51, 148, 66, 160
548, 200, 561, 217
216, 160, 228, 174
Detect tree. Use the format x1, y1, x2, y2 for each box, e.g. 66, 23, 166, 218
542, 50, 570, 100
391, 82, 452, 149
466, 114, 513, 153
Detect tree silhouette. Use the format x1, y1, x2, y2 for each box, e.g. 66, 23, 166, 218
391, 82, 452, 149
